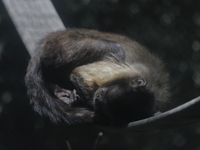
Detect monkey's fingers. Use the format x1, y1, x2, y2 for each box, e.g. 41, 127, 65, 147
54, 87, 72, 97
69, 89, 80, 106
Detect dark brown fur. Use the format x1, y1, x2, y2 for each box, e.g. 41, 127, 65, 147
25, 29, 169, 126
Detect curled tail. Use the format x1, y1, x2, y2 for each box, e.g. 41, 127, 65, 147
25, 51, 94, 124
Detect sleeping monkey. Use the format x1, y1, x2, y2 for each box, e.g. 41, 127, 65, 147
25, 29, 169, 126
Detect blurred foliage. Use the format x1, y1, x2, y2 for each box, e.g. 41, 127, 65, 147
0, 0, 200, 150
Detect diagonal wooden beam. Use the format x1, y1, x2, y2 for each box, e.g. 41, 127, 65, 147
2, 0, 65, 56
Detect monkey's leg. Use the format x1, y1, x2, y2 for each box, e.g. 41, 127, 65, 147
42, 30, 126, 69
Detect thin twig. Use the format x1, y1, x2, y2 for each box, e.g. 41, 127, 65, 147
92, 132, 103, 150
66, 140, 72, 150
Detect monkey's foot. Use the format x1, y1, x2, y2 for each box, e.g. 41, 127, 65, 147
54, 88, 80, 106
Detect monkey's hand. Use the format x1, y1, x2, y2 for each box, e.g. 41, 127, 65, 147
54, 87, 80, 106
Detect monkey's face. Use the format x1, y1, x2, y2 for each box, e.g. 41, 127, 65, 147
93, 78, 156, 126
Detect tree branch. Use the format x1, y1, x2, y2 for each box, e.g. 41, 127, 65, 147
102, 96, 200, 132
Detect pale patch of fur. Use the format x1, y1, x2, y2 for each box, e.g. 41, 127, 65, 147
71, 59, 141, 88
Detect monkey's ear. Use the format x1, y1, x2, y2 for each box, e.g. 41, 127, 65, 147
130, 78, 146, 88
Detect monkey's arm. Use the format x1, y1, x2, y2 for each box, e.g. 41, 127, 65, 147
42, 30, 127, 105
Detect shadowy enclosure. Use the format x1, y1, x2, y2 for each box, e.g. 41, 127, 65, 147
0, 0, 200, 150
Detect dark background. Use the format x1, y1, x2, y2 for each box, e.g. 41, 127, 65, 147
0, 0, 200, 149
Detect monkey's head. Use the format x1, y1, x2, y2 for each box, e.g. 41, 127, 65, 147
93, 78, 155, 126
71, 60, 157, 126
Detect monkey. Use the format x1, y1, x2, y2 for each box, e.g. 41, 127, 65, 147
25, 28, 169, 126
